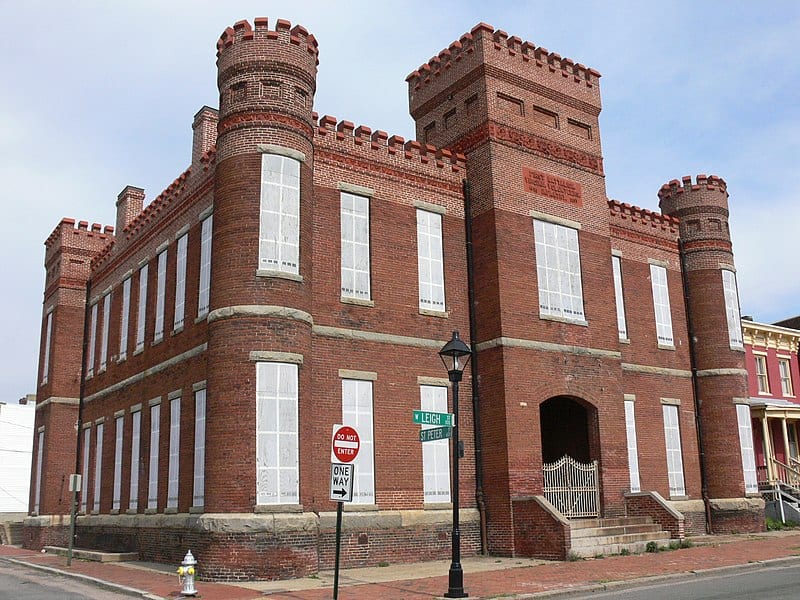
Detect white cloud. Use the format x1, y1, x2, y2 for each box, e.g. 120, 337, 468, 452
2, 0, 800, 400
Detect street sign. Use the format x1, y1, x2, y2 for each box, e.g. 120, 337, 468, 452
413, 410, 454, 427
329, 463, 354, 502
419, 426, 452, 443
331, 424, 360, 463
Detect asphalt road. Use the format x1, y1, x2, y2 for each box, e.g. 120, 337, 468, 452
560, 561, 800, 600
0, 559, 134, 600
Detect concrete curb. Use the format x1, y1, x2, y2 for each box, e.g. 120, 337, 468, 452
505, 555, 800, 599
0, 556, 163, 600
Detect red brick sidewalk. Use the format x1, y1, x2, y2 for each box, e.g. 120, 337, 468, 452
3, 532, 800, 600
0, 545, 260, 599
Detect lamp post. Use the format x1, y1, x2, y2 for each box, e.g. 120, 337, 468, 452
439, 330, 472, 599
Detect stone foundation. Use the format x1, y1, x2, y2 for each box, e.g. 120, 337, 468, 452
27, 509, 480, 581
22, 515, 71, 550
707, 497, 766, 534
668, 499, 707, 536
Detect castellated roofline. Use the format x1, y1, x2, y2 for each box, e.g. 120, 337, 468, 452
45, 218, 114, 249
216, 18, 319, 65
314, 113, 466, 171
406, 22, 601, 92
657, 174, 728, 201
608, 199, 679, 233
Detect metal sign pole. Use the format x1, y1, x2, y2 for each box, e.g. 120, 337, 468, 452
333, 500, 344, 600
66, 474, 80, 566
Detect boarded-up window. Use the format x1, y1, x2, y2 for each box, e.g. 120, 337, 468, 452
423, 121, 436, 144
465, 94, 478, 114
497, 92, 524, 116
567, 119, 592, 139
261, 80, 281, 99
230, 81, 247, 103
295, 87, 308, 108
533, 106, 558, 128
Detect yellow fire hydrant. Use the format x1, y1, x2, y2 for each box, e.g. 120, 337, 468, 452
176, 550, 198, 596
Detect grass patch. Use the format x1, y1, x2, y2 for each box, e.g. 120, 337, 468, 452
767, 518, 784, 531
377, 561, 390, 567
567, 551, 583, 562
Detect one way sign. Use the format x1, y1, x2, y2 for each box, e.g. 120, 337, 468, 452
329, 463, 354, 502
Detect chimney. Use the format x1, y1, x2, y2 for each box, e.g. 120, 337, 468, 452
192, 106, 219, 165
116, 186, 145, 234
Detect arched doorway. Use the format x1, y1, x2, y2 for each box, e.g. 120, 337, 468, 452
540, 396, 601, 518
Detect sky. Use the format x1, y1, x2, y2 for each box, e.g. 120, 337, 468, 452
2, 0, 799, 403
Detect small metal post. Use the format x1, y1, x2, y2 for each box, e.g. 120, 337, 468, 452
67, 486, 77, 566
333, 501, 344, 600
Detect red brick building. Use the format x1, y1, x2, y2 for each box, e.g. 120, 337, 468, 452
26, 19, 764, 579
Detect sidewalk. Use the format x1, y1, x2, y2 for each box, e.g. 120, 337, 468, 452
2, 530, 800, 599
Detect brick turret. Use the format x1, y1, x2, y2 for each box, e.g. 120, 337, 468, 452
206, 18, 318, 512
659, 175, 764, 532
30, 219, 112, 533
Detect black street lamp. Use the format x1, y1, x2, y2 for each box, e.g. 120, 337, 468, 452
439, 330, 472, 598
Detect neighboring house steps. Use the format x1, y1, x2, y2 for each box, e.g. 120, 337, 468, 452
762, 481, 800, 523
569, 516, 671, 558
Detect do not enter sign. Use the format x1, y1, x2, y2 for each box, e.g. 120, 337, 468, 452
331, 424, 360, 463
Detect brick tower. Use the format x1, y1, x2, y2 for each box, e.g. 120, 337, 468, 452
408, 24, 629, 555
28, 219, 113, 546
659, 176, 765, 532
206, 19, 318, 512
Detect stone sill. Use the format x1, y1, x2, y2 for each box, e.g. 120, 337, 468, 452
344, 503, 378, 512
254, 504, 304, 513
419, 308, 449, 318
341, 297, 375, 308
540, 314, 589, 327
256, 269, 303, 283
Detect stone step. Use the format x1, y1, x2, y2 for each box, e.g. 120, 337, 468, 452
0, 522, 24, 545
571, 523, 662, 539
44, 546, 138, 562
570, 516, 652, 529
570, 536, 672, 558
571, 531, 671, 549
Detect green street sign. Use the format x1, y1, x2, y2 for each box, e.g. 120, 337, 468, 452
413, 410, 454, 427
419, 426, 452, 443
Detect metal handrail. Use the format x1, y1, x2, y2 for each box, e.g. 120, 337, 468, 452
770, 457, 800, 488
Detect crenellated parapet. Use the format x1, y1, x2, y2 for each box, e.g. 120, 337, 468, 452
216, 18, 318, 64
314, 114, 466, 174
657, 174, 727, 205
608, 199, 679, 251
45, 218, 114, 254
608, 199, 678, 231
406, 22, 601, 93
90, 167, 195, 272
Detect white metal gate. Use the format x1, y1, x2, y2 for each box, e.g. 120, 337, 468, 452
543, 454, 600, 518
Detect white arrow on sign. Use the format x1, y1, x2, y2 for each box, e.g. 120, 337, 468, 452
330, 462, 354, 502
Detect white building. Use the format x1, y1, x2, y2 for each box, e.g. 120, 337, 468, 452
0, 396, 35, 514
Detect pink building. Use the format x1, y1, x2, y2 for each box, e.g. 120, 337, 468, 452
743, 317, 800, 520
